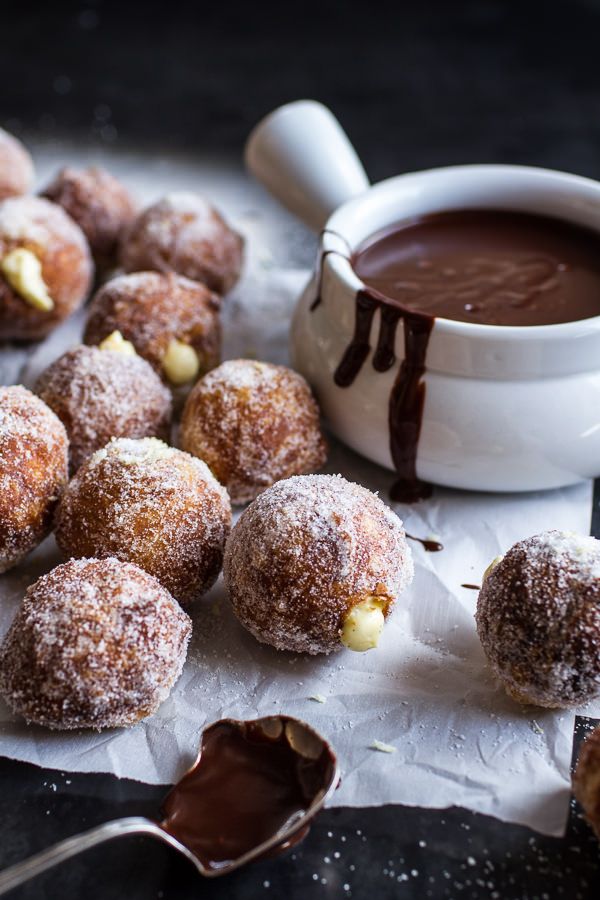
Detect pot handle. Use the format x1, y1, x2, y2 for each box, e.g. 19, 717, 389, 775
244, 100, 370, 232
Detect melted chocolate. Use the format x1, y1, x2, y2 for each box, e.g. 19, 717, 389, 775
315, 209, 600, 503
161, 718, 336, 872
352, 210, 600, 327
461, 583, 481, 590
311, 231, 352, 310
406, 532, 444, 552
332, 288, 433, 503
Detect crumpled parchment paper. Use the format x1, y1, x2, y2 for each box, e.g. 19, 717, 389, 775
0, 145, 595, 836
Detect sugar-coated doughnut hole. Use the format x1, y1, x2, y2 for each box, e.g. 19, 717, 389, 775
476, 530, 600, 708
119, 192, 244, 294
180, 359, 327, 504
0, 385, 68, 573
224, 474, 414, 654
36, 344, 172, 473
0, 196, 93, 340
0, 557, 191, 730
0, 128, 34, 200
83, 271, 221, 387
54, 437, 231, 606
42, 166, 137, 271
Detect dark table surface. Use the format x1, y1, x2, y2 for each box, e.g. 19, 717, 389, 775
2, 1, 600, 897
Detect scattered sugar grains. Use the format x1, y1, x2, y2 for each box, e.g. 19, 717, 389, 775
476, 530, 600, 708
223, 473, 413, 654
370, 740, 397, 754
0, 557, 191, 730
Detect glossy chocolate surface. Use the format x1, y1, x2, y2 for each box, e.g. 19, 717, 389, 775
161, 718, 336, 872
352, 210, 600, 327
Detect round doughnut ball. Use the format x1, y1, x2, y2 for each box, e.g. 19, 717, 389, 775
0, 386, 68, 573
180, 360, 327, 505
573, 725, 600, 841
42, 166, 137, 271
54, 437, 231, 606
120, 192, 244, 295
0, 557, 191, 730
35, 344, 172, 473
0, 196, 93, 341
476, 530, 600, 708
83, 272, 220, 386
0, 128, 34, 199
223, 474, 413, 655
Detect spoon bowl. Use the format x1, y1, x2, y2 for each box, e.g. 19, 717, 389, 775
0, 715, 339, 895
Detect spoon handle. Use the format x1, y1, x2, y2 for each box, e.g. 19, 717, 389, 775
0, 816, 169, 896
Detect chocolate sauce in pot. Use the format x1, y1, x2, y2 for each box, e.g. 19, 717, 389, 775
353, 210, 600, 327
315, 209, 600, 503
161, 718, 336, 872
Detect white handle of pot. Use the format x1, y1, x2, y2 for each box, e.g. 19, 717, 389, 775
244, 100, 370, 232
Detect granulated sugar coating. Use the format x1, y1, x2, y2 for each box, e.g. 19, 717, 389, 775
54, 437, 231, 606
36, 345, 172, 472
120, 192, 244, 295
0, 385, 68, 573
0, 195, 93, 340
0, 128, 33, 200
0, 557, 191, 730
224, 474, 413, 654
83, 271, 221, 383
476, 530, 600, 708
42, 165, 137, 270
180, 359, 327, 504
35, 346, 171, 471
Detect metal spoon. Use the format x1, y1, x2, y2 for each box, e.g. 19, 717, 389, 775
0, 715, 339, 896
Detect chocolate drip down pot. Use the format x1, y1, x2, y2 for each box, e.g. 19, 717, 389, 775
245, 101, 600, 494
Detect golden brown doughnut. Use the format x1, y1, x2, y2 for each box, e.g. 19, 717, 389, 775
476, 530, 600, 708
42, 166, 137, 271
0, 557, 191, 730
83, 271, 220, 386
0, 128, 33, 200
119, 192, 244, 294
180, 359, 327, 504
54, 437, 231, 606
223, 474, 413, 654
0, 385, 68, 573
0, 196, 93, 340
35, 344, 172, 472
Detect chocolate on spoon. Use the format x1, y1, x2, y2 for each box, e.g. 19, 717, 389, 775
0, 716, 339, 895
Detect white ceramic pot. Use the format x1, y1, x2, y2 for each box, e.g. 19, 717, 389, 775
245, 101, 600, 493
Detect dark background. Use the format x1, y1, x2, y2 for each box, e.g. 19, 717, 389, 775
5, 0, 600, 182
2, 1, 600, 897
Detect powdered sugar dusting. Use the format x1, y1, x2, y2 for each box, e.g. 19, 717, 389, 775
55, 437, 231, 606
224, 474, 413, 654
476, 529, 600, 708
35, 345, 172, 472
0, 195, 89, 251
0, 557, 191, 730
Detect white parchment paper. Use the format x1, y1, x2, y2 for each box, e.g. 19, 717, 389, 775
0, 143, 595, 836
